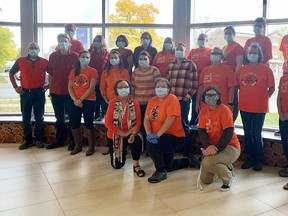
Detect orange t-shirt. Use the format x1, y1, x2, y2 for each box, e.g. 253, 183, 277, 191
244, 36, 272, 65
100, 67, 130, 101
279, 35, 288, 73
198, 104, 240, 148
278, 74, 288, 113
68, 66, 98, 100
105, 97, 141, 139
152, 51, 175, 77
222, 41, 244, 72
187, 47, 212, 73
145, 94, 185, 137
237, 63, 275, 113
200, 64, 237, 105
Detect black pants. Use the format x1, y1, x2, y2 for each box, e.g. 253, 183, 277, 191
20, 88, 45, 142
280, 119, 288, 163
50, 93, 73, 144
146, 134, 189, 172
108, 135, 142, 169
70, 100, 95, 129
140, 104, 147, 146
94, 85, 108, 118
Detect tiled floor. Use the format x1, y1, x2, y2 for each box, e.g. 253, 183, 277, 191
0, 144, 288, 216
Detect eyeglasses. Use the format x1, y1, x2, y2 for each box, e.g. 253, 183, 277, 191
29, 47, 38, 50
210, 52, 221, 55
205, 94, 217, 97
117, 86, 129, 89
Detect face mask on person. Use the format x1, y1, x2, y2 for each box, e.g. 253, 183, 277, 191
141, 38, 150, 46
59, 41, 69, 50
253, 26, 263, 35
210, 54, 221, 62
93, 41, 102, 49
110, 58, 120, 66
247, 54, 259, 62
117, 41, 125, 48
65, 31, 75, 39
205, 94, 218, 106
164, 43, 172, 50
28, 49, 39, 57
224, 34, 234, 42
117, 88, 130, 97
139, 59, 149, 68
197, 40, 205, 48
155, 87, 168, 97
175, 50, 185, 59
80, 57, 90, 65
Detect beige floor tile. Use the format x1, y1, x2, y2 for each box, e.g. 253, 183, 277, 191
276, 203, 288, 214
257, 209, 288, 216
177, 193, 272, 216
0, 185, 56, 211
0, 163, 42, 180
0, 200, 65, 216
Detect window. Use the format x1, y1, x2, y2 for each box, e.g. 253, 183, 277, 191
107, 0, 173, 24
267, 0, 288, 19
0, 0, 20, 22
191, 0, 262, 23
38, 0, 102, 23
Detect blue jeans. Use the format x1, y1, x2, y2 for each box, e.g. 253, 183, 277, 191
279, 119, 288, 162
20, 88, 45, 142
240, 110, 266, 162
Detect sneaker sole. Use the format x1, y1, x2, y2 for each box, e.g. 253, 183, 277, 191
148, 176, 167, 183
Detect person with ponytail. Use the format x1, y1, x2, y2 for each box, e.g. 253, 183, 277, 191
68, 50, 98, 156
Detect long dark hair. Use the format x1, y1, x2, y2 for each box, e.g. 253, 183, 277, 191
75, 50, 90, 77
107, 50, 124, 75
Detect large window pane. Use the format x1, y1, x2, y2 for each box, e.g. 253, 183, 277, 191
107, 0, 173, 24
191, 0, 262, 23
39, 0, 102, 23
267, 0, 288, 19
0, 0, 20, 22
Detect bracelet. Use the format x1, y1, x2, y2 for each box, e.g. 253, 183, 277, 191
228, 103, 234, 106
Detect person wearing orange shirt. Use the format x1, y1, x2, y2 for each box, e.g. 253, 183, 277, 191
105, 79, 145, 177
279, 34, 288, 75
100, 50, 130, 103
244, 17, 272, 65
68, 50, 98, 156
238, 42, 275, 171
187, 33, 211, 126
9, 42, 49, 150
152, 37, 176, 77
144, 78, 199, 184
277, 74, 288, 180
196, 47, 237, 117
198, 85, 240, 191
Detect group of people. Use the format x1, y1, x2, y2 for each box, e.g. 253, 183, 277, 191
9, 16, 288, 190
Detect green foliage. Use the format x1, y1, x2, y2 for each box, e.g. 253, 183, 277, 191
108, 0, 163, 51
236, 112, 279, 127
0, 26, 18, 68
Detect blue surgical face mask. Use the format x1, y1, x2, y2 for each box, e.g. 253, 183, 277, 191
205, 95, 218, 106
224, 34, 234, 42
59, 41, 69, 50
117, 41, 126, 48
210, 54, 221, 62
29, 49, 39, 57
117, 88, 130, 97
80, 58, 90, 66
253, 26, 263, 35
155, 87, 168, 97
197, 40, 205, 48
93, 41, 102, 49
139, 59, 149, 68
247, 54, 259, 62
141, 38, 150, 46
65, 31, 75, 39
175, 50, 185, 59
164, 43, 172, 50
110, 58, 120, 66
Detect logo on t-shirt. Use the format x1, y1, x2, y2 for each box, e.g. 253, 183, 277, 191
206, 119, 214, 133
242, 72, 257, 86
281, 81, 288, 93
74, 74, 88, 86
150, 106, 159, 121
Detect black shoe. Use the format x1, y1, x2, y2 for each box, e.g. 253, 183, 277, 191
148, 170, 167, 183
279, 168, 288, 177
187, 154, 201, 169
35, 141, 44, 148
46, 142, 64, 149
19, 141, 34, 150
220, 171, 235, 192
67, 141, 75, 151
241, 160, 254, 169
253, 161, 263, 171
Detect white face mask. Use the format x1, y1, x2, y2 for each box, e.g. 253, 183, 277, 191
155, 87, 168, 97
175, 50, 185, 59
117, 87, 130, 97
